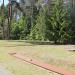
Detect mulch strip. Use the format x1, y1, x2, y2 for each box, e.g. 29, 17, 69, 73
9, 52, 75, 75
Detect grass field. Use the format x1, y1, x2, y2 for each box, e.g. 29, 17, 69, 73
0, 40, 75, 75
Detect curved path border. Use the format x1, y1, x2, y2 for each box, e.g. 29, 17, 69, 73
9, 52, 75, 75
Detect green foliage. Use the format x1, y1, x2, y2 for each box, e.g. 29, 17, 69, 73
0, 17, 2, 25
11, 17, 27, 40
30, 8, 46, 41
48, 0, 71, 44
0, 1, 73, 44
4, 5, 8, 17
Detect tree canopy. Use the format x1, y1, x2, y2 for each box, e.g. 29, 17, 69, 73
0, 0, 75, 44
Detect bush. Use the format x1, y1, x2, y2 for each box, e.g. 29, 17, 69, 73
11, 17, 27, 40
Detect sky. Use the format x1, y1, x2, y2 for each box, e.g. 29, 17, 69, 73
0, 0, 8, 6
0, 0, 19, 6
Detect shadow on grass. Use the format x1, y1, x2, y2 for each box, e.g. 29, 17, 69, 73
6, 40, 54, 45
67, 49, 75, 52
6, 40, 75, 45
2, 45, 35, 47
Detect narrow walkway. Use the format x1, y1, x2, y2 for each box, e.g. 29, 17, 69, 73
0, 65, 12, 75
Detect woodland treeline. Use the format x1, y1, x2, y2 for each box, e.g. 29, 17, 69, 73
0, 0, 75, 44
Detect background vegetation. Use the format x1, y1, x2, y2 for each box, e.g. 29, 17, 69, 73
0, 0, 75, 44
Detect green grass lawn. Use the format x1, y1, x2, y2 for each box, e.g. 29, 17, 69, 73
0, 40, 75, 75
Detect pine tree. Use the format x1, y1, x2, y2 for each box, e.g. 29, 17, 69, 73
30, 8, 47, 41
49, 0, 71, 44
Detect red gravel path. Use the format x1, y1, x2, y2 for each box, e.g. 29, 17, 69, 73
9, 53, 75, 75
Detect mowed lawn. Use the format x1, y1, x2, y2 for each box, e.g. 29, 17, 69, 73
0, 41, 75, 75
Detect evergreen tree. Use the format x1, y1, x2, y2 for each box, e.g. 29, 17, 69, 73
49, 0, 71, 44
30, 8, 46, 41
